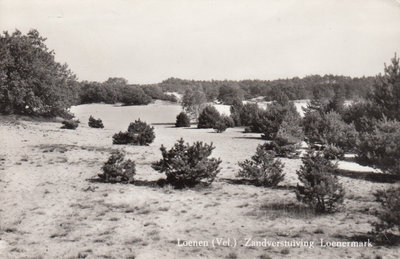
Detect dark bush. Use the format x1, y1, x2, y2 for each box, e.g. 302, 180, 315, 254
356, 118, 400, 174
322, 144, 344, 160
217, 84, 244, 105
175, 112, 191, 127
229, 98, 244, 126
213, 115, 234, 133
237, 145, 284, 187
373, 186, 400, 235
141, 85, 178, 102
296, 150, 345, 213
238, 103, 263, 127
120, 86, 152, 106
61, 119, 79, 129
152, 138, 222, 188
261, 141, 300, 159
213, 120, 228, 133
112, 131, 132, 145
98, 151, 135, 183
112, 119, 155, 145
342, 101, 377, 133
197, 105, 221, 129
259, 102, 292, 139
274, 106, 303, 145
88, 115, 104, 128
220, 115, 235, 128
303, 110, 358, 152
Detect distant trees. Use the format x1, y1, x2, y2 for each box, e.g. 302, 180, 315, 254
79, 78, 152, 105
182, 88, 207, 120
158, 76, 375, 103
141, 84, 177, 102
0, 29, 79, 118
217, 84, 244, 105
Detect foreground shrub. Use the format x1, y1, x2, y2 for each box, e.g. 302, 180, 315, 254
373, 186, 400, 235
112, 119, 155, 145
61, 119, 79, 129
197, 105, 221, 128
296, 150, 345, 213
237, 146, 285, 187
356, 118, 400, 175
175, 112, 191, 127
152, 138, 222, 188
261, 141, 300, 159
98, 151, 135, 183
88, 115, 104, 128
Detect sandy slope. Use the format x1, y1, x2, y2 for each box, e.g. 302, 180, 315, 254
0, 103, 399, 258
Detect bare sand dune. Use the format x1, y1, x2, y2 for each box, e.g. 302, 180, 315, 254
0, 103, 399, 258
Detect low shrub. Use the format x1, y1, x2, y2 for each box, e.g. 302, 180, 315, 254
373, 186, 400, 235
112, 119, 155, 145
213, 120, 228, 133
175, 112, 191, 127
237, 145, 285, 187
61, 119, 79, 129
296, 150, 345, 213
98, 151, 136, 183
261, 141, 300, 159
152, 138, 222, 188
197, 105, 221, 129
88, 115, 104, 128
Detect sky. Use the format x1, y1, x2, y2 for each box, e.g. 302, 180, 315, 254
1, 0, 400, 84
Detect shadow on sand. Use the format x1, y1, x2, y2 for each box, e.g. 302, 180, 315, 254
333, 169, 400, 183
219, 177, 296, 190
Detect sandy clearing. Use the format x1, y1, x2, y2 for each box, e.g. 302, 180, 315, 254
1, 104, 399, 258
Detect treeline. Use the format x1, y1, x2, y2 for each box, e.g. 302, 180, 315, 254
157, 75, 375, 104
0, 28, 377, 119
78, 79, 177, 105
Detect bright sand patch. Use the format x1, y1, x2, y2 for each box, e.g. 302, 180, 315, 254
0, 103, 399, 258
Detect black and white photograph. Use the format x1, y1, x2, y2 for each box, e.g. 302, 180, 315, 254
1, 0, 400, 258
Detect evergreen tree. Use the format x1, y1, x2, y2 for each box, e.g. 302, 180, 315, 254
197, 105, 221, 129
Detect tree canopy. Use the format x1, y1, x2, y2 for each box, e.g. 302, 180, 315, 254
0, 29, 79, 117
